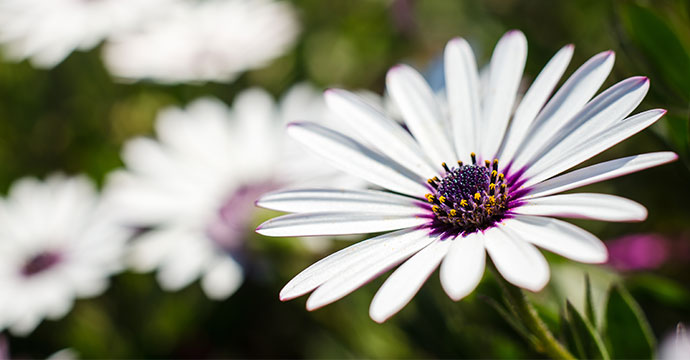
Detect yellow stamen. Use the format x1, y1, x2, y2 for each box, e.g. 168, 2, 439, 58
449, 209, 457, 216
460, 199, 468, 207
438, 196, 446, 203
474, 192, 481, 201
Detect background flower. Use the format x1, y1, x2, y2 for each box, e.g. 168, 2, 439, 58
0, 0, 175, 68
102, 0, 300, 84
0, 175, 129, 336
105, 84, 355, 300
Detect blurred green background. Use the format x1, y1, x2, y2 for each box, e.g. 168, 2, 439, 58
1, 0, 689, 358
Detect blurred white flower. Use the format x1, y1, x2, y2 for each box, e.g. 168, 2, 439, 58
0, 0, 175, 68
659, 323, 690, 360
105, 84, 353, 300
0, 175, 129, 336
102, 0, 300, 84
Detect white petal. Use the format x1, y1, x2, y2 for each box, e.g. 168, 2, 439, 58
257, 188, 423, 215
279, 228, 428, 301
444, 37, 481, 162
527, 76, 649, 169
256, 212, 428, 237
324, 89, 437, 178
480, 30, 527, 159
288, 122, 428, 197
201, 256, 244, 300
306, 230, 435, 310
505, 216, 608, 263
525, 151, 679, 199
512, 51, 615, 170
499, 44, 574, 163
369, 237, 451, 323
439, 232, 486, 301
514, 193, 647, 222
156, 236, 211, 291
484, 224, 550, 292
522, 109, 666, 187
128, 228, 178, 272
387, 64, 457, 167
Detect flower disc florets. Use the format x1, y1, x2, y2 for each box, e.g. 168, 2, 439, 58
426, 153, 510, 235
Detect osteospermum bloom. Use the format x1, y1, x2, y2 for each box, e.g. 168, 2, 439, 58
255, 30, 678, 322
105, 84, 355, 300
102, 0, 299, 84
0, 0, 175, 68
0, 175, 129, 335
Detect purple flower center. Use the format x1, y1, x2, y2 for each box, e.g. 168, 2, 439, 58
21, 251, 62, 277
425, 154, 511, 236
206, 182, 278, 255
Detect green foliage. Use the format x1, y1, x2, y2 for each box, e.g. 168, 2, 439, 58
605, 284, 656, 359
564, 300, 610, 359
620, 2, 690, 103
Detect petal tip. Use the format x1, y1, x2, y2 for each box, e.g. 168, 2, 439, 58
278, 291, 291, 302
505, 29, 525, 37
369, 311, 388, 324
448, 36, 467, 45
323, 88, 343, 98
305, 297, 325, 311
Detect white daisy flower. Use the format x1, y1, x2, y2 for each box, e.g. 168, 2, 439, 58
105, 84, 355, 300
102, 0, 299, 84
0, 175, 129, 336
0, 0, 175, 68
255, 30, 678, 323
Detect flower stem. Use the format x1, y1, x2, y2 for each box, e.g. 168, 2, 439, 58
495, 273, 575, 360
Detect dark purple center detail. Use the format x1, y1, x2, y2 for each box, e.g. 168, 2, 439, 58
425, 159, 513, 237
21, 252, 62, 277
437, 165, 490, 202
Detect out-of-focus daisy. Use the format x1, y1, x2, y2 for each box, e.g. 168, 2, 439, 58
0, 175, 129, 336
0, 0, 175, 68
255, 30, 678, 322
105, 84, 354, 300
102, 0, 299, 84
607, 233, 670, 271
659, 323, 690, 360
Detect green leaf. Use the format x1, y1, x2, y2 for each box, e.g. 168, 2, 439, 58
621, 3, 690, 101
481, 295, 539, 348
565, 300, 610, 360
663, 114, 690, 156
605, 284, 656, 359
559, 310, 578, 356
585, 274, 597, 326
